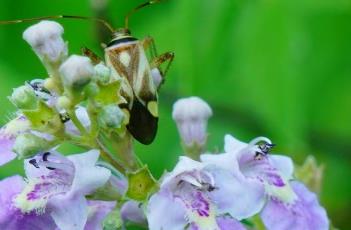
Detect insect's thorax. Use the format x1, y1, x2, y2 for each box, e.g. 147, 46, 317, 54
105, 38, 157, 107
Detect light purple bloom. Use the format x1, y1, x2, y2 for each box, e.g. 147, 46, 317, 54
14, 149, 111, 230
147, 156, 245, 230
261, 181, 329, 230
84, 200, 116, 230
0, 175, 116, 230
0, 116, 29, 166
121, 200, 147, 226
201, 134, 296, 220
0, 175, 56, 230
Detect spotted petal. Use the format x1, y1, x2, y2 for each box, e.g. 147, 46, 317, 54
0, 175, 56, 230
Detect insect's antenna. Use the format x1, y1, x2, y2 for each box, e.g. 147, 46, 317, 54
0, 15, 115, 33
125, 0, 163, 29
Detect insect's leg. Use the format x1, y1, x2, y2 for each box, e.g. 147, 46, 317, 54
141, 36, 158, 60
151, 51, 175, 77
81, 47, 102, 65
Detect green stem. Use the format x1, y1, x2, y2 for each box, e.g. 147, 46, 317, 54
110, 132, 139, 171
96, 138, 126, 173
87, 99, 99, 138
68, 109, 88, 136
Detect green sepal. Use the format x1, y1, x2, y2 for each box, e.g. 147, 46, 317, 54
102, 208, 123, 230
23, 101, 63, 134
294, 155, 324, 194
94, 80, 123, 106
12, 133, 51, 159
126, 166, 158, 201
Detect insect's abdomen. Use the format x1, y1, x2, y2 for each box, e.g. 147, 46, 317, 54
105, 41, 158, 145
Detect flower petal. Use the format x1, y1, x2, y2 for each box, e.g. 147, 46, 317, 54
50, 194, 88, 230
216, 216, 246, 230
65, 106, 90, 135
0, 175, 56, 230
269, 155, 294, 180
121, 200, 147, 225
161, 156, 204, 187
0, 133, 16, 166
224, 134, 247, 153
206, 166, 265, 220
85, 200, 116, 230
0, 116, 29, 166
68, 150, 111, 195
261, 181, 329, 230
147, 189, 187, 230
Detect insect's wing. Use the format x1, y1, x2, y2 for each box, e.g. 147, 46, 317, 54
127, 43, 158, 144
105, 42, 159, 145
127, 99, 158, 145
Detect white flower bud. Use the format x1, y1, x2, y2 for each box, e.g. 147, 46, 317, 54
59, 55, 94, 89
98, 104, 125, 129
10, 85, 38, 110
94, 62, 111, 84
56, 96, 72, 110
172, 97, 212, 149
12, 133, 49, 159
23, 20, 67, 63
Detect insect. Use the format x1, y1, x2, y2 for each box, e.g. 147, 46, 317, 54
0, 0, 175, 145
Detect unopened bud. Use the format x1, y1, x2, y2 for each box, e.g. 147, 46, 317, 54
12, 133, 49, 159
59, 55, 94, 89
10, 85, 38, 110
57, 96, 72, 110
94, 62, 111, 84
172, 97, 212, 157
23, 20, 67, 63
98, 105, 125, 129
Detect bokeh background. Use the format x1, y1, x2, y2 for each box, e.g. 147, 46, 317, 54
0, 0, 350, 228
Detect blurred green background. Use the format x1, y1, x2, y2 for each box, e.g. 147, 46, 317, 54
0, 0, 350, 228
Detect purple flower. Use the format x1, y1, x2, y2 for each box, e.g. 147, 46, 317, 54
0, 175, 56, 230
201, 134, 296, 220
0, 116, 29, 166
14, 150, 111, 230
201, 134, 329, 229
146, 156, 246, 230
261, 181, 329, 230
0, 175, 116, 230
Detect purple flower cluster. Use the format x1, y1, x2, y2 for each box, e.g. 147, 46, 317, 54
0, 20, 331, 230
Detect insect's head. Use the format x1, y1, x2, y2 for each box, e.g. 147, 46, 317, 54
107, 0, 163, 47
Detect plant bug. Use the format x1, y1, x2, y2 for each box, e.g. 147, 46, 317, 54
0, 0, 175, 145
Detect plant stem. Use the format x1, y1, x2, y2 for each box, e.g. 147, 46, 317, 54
96, 138, 125, 173
68, 109, 88, 136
